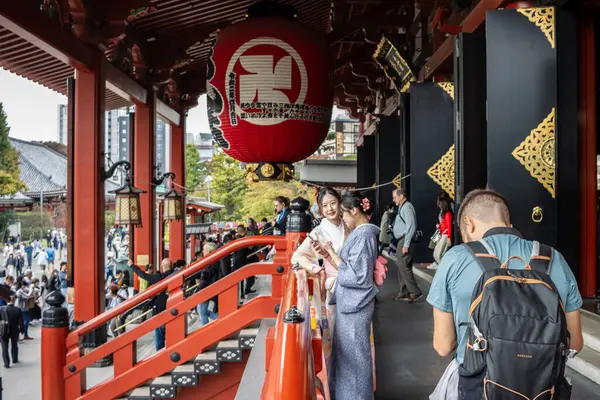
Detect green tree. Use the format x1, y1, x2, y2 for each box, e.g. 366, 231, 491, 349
240, 180, 315, 221
0, 210, 17, 243
203, 151, 248, 220
0, 103, 25, 195
185, 144, 207, 189
17, 205, 53, 241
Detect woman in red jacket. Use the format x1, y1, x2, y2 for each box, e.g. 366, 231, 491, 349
428, 192, 453, 270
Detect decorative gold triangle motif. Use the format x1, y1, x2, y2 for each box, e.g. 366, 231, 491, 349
427, 145, 455, 200
436, 82, 454, 100
516, 7, 555, 49
511, 108, 556, 198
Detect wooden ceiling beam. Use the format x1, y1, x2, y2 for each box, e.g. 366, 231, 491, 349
328, 5, 398, 46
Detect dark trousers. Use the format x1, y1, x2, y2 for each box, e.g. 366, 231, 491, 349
154, 325, 165, 351
1, 331, 19, 366
395, 242, 422, 297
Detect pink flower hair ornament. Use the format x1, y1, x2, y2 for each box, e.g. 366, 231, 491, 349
361, 198, 371, 212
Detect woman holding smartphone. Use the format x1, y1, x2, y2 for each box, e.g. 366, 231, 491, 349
321, 191, 379, 400
291, 187, 347, 329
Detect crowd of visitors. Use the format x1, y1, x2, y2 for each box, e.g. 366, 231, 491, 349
0, 238, 69, 369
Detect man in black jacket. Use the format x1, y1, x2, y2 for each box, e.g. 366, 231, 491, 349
1, 296, 23, 368
128, 258, 174, 351
233, 226, 258, 298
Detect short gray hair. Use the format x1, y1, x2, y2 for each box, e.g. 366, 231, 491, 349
203, 242, 217, 254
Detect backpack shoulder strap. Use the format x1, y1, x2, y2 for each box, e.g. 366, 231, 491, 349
529, 241, 553, 274
464, 240, 501, 273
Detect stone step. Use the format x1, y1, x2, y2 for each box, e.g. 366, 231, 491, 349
172, 363, 199, 387
127, 386, 153, 400
194, 350, 221, 374
217, 339, 242, 362
150, 375, 179, 399
581, 310, 600, 354
123, 325, 260, 399
239, 328, 260, 349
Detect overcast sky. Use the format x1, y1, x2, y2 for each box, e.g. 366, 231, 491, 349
0, 68, 210, 141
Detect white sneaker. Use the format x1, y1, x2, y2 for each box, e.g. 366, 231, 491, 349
427, 263, 438, 270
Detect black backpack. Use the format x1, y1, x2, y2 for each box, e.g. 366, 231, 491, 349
458, 240, 572, 400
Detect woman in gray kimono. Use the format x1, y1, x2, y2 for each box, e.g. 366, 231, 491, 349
321, 191, 379, 400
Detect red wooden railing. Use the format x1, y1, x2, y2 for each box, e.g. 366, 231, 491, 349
43, 235, 292, 400
261, 268, 325, 400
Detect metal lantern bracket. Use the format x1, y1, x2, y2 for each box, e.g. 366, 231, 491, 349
102, 160, 131, 182
152, 171, 176, 186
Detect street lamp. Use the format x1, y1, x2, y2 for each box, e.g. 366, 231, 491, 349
204, 175, 214, 202
104, 161, 146, 227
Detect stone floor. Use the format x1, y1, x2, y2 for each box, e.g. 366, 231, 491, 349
373, 258, 600, 399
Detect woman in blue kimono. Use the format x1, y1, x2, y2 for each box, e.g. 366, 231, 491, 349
321, 191, 379, 400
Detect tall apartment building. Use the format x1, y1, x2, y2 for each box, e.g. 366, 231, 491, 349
312, 110, 359, 160
57, 104, 68, 145
186, 131, 214, 162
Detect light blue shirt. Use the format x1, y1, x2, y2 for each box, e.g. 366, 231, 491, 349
426, 230, 583, 364
393, 201, 417, 246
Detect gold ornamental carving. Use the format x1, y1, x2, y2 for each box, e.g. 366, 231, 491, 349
436, 82, 454, 100
245, 163, 260, 183
427, 145, 455, 200
516, 7, 555, 49
511, 108, 556, 198
260, 163, 275, 178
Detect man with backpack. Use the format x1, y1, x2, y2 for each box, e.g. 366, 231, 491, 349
391, 189, 423, 302
427, 189, 583, 399
0, 295, 23, 368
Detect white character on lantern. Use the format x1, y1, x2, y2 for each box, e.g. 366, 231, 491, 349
239, 55, 292, 104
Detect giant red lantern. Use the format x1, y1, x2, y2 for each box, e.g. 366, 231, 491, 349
207, 5, 333, 181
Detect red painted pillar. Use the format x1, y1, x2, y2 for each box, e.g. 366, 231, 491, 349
73, 67, 105, 320
578, 15, 597, 297
169, 117, 186, 261
133, 98, 156, 287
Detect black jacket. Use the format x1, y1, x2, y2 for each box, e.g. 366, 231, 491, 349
274, 209, 290, 235
131, 265, 174, 314
0, 304, 23, 337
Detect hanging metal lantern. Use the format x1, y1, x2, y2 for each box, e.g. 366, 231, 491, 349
163, 189, 184, 221
105, 161, 147, 227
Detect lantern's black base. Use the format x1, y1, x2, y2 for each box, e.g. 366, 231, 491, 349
245, 162, 294, 182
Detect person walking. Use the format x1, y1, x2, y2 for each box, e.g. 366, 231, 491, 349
37, 247, 48, 273
378, 204, 396, 255
194, 242, 220, 325
46, 246, 55, 272
0, 295, 23, 368
24, 242, 33, 267
129, 258, 174, 350
428, 192, 454, 271
391, 189, 422, 302
15, 280, 34, 340
320, 191, 379, 400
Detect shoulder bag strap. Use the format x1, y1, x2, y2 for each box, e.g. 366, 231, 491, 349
464, 241, 502, 273
529, 241, 553, 274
